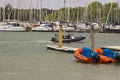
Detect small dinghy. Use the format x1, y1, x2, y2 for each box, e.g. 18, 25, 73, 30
74, 47, 120, 63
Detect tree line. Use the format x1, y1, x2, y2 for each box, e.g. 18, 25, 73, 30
0, 1, 120, 23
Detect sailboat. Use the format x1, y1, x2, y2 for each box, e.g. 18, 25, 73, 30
103, 1, 120, 33
0, 0, 26, 32
0, 21, 26, 32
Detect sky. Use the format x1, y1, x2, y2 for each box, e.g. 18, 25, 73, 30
0, 0, 119, 10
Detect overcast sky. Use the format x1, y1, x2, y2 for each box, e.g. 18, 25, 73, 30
0, 0, 119, 9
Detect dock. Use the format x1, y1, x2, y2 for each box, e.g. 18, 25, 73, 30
46, 24, 77, 53
101, 46, 120, 52
47, 45, 120, 53
46, 45, 77, 53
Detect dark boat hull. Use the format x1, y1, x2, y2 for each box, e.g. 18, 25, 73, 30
103, 28, 120, 33
51, 36, 85, 43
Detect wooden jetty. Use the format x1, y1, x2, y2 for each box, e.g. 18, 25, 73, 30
46, 45, 77, 53
46, 24, 77, 53
101, 46, 120, 52
46, 24, 97, 53
47, 24, 120, 54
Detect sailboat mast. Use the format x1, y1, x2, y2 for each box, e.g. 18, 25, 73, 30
77, 7, 79, 24
67, 1, 70, 22
97, 0, 99, 22
84, 0, 88, 22
3, 0, 5, 22
90, 2, 92, 22
30, 0, 32, 21
98, 0, 102, 23
17, 0, 20, 21
105, 2, 113, 25
116, 0, 119, 22
39, 0, 42, 21
14, 0, 16, 21
64, 0, 66, 22
117, 0, 120, 23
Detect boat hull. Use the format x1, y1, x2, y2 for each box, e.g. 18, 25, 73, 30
51, 36, 85, 43
74, 48, 117, 63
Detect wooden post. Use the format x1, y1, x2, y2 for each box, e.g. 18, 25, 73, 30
90, 25, 94, 51
58, 24, 63, 48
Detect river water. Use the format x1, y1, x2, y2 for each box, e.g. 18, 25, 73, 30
0, 32, 120, 80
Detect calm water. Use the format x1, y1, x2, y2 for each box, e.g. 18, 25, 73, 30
0, 32, 120, 80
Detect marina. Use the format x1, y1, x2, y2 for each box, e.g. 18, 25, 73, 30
0, 0, 120, 80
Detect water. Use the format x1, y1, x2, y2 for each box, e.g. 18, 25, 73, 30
0, 32, 120, 80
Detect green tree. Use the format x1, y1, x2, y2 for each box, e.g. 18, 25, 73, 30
87, 1, 102, 22
102, 2, 118, 23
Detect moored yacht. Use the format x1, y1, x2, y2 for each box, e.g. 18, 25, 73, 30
31, 23, 53, 32
103, 23, 120, 33
76, 22, 102, 32
53, 22, 75, 32
0, 22, 26, 32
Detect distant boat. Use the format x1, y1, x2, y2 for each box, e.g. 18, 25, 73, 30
0, 22, 26, 32
103, 23, 120, 33
51, 33, 85, 43
53, 22, 75, 32
76, 23, 102, 32
31, 23, 53, 32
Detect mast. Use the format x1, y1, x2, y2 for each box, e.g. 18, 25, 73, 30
80, 7, 82, 22
57, 0, 60, 21
17, 0, 20, 21
77, 7, 79, 24
3, 0, 5, 22
36, 0, 40, 21
105, 2, 113, 25
97, 0, 99, 22
116, 0, 119, 22
98, 0, 102, 23
30, 0, 32, 21
14, 0, 16, 21
39, 0, 42, 21
84, 0, 88, 23
7, 0, 12, 21
90, 2, 92, 22
64, 0, 66, 22
67, 1, 70, 22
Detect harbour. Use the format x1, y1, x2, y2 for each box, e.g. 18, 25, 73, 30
0, 32, 120, 80
0, 0, 120, 80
